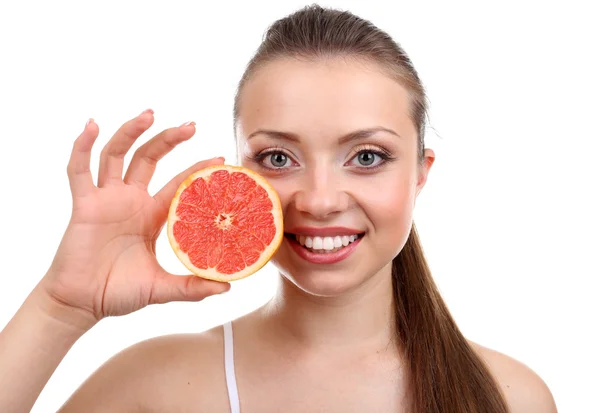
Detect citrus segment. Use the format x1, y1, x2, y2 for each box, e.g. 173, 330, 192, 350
167, 165, 283, 281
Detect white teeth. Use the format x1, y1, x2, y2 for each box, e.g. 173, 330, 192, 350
312, 237, 323, 249
333, 236, 342, 248
294, 234, 361, 250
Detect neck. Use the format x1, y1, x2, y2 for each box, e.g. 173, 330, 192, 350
261, 263, 398, 353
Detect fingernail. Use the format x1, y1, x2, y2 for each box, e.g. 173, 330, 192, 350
180, 121, 196, 127
140, 108, 154, 116
85, 118, 94, 128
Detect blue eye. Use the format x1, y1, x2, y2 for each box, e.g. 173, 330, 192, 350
256, 151, 293, 169
351, 150, 384, 167
268, 152, 289, 168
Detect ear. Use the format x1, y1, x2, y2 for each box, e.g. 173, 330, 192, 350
415, 148, 435, 197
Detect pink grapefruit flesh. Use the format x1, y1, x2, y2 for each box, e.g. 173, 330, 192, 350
167, 165, 283, 281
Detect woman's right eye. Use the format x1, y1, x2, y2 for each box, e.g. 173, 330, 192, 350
261, 151, 292, 169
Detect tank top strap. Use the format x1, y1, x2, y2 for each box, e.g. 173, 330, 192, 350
223, 321, 240, 413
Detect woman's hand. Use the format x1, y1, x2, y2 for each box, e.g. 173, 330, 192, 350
40, 110, 230, 326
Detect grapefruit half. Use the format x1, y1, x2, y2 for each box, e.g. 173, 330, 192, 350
167, 165, 283, 281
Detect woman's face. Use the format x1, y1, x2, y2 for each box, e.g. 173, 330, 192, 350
236, 57, 434, 296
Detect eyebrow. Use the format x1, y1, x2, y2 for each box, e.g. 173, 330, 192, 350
246, 127, 402, 144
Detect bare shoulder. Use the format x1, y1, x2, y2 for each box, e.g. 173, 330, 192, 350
469, 341, 558, 413
58, 325, 228, 412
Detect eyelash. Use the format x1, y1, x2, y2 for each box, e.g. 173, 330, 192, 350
350, 145, 395, 170
245, 145, 292, 173
247, 144, 395, 172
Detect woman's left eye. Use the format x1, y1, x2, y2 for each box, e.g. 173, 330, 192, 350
350, 150, 384, 167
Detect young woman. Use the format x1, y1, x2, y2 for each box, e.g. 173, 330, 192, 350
0, 5, 557, 413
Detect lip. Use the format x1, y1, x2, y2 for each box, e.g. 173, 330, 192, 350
285, 233, 363, 264
284, 226, 365, 237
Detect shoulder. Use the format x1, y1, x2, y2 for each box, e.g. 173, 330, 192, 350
113, 324, 225, 369
469, 341, 558, 413
59, 325, 228, 412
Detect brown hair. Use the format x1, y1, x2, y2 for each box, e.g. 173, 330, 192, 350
233, 5, 509, 413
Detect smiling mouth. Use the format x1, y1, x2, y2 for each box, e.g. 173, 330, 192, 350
284, 233, 365, 254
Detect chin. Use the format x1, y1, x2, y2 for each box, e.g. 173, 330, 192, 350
278, 267, 366, 297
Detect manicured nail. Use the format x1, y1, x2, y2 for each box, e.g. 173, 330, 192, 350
140, 108, 154, 116
85, 118, 94, 128
180, 121, 196, 127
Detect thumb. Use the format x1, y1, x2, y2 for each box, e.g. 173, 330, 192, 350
149, 269, 231, 305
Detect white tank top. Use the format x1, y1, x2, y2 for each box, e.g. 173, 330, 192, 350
223, 321, 240, 413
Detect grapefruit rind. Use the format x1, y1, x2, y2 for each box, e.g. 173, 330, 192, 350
167, 165, 283, 282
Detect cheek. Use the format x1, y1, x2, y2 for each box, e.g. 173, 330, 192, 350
268, 180, 296, 208
357, 172, 416, 235
365, 190, 413, 220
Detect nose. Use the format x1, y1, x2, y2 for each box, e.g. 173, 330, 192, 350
291, 164, 349, 219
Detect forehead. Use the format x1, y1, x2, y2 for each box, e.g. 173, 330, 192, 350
236, 57, 417, 140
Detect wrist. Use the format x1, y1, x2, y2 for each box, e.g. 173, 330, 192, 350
30, 280, 98, 337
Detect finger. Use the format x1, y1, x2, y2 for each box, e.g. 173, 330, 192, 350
153, 157, 225, 214
149, 270, 231, 304
67, 119, 100, 197
123, 121, 197, 190
97, 109, 155, 187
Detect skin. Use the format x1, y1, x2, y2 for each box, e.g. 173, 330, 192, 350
0, 58, 557, 413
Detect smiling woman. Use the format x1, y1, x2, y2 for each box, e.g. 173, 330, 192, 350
229, 10, 541, 411
0, 4, 561, 413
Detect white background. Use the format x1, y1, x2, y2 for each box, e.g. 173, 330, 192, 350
0, 0, 598, 411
